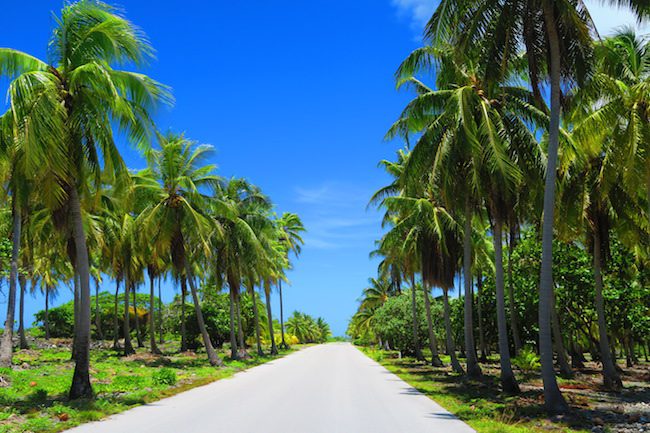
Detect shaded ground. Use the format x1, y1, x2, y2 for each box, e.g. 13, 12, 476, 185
360, 348, 650, 433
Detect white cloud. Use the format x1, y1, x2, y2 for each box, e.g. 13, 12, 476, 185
293, 182, 379, 250
391, 0, 436, 30
584, 0, 649, 36
391, 0, 649, 36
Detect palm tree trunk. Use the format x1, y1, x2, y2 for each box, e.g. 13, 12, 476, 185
94, 277, 104, 340
477, 272, 488, 361
279, 280, 288, 349
0, 197, 20, 367
236, 292, 245, 350
464, 202, 481, 378
44, 287, 50, 340
112, 279, 120, 350
68, 185, 94, 400
539, 0, 568, 413
443, 288, 464, 374
149, 272, 160, 354
593, 228, 622, 390
264, 282, 278, 355
251, 289, 264, 356
227, 275, 239, 360
185, 263, 221, 366
71, 272, 79, 360
180, 276, 187, 352
551, 290, 573, 378
250, 286, 264, 356
18, 274, 28, 350
422, 281, 443, 366
410, 274, 425, 362
132, 285, 143, 348
123, 279, 135, 356
158, 278, 164, 345
507, 229, 522, 355
491, 216, 519, 393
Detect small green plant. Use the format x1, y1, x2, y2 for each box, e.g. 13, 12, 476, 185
512, 347, 540, 372
152, 368, 177, 386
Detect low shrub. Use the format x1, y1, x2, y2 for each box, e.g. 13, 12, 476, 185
152, 368, 177, 386
512, 346, 540, 372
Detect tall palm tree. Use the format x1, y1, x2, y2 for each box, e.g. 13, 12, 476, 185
0, 1, 171, 398
276, 212, 305, 349
382, 189, 461, 372
212, 178, 267, 359
137, 133, 222, 366
559, 31, 650, 387
0, 114, 29, 367
390, 47, 542, 386
424, 0, 649, 412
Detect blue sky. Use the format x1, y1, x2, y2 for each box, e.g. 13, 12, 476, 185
0, 1, 645, 336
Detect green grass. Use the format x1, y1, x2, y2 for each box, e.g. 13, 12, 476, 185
0, 343, 299, 433
359, 347, 591, 433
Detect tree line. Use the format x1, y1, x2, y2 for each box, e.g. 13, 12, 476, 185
0, 1, 305, 400
350, 0, 650, 414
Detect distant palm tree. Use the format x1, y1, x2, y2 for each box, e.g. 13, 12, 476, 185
276, 213, 305, 349
137, 133, 222, 366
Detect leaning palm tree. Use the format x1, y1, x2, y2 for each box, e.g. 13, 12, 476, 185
0, 1, 171, 398
424, 0, 650, 412
136, 132, 222, 366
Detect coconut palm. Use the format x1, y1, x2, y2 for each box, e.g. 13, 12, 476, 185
390, 47, 543, 387
276, 212, 305, 348
559, 31, 650, 387
424, 0, 650, 412
0, 0, 171, 398
211, 178, 268, 359
136, 132, 222, 366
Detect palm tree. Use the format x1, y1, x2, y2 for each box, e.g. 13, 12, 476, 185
390, 47, 542, 386
137, 133, 222, 366
276, 212, 305, 349
0, 1, 171, 398
424, 0, 649, 412
382, 190, 462, 372
0, 114, 29, 367
559, 31, 650, 387
371, 149, 432, 363
212, 178, 268, 359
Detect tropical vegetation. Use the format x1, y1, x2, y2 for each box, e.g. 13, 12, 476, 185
350, 0, 650, 427
0, 0, 311, 406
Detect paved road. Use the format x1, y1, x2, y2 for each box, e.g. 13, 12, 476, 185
67, 343, 474, 433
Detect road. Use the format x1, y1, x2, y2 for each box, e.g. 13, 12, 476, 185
67, 343, 475, 433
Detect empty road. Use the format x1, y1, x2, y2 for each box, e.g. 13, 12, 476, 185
67, 343, 475, 433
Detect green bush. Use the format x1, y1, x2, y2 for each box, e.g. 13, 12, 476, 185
178, 292, 266, 349
512, 346, 541, 372
152, 368, 177, 386
372, 290, 433, 355
34, 291, 157, 339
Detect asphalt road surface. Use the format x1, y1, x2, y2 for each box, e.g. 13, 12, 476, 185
67, 343, 475, 433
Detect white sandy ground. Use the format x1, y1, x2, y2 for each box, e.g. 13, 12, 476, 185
65, 342, 475, 433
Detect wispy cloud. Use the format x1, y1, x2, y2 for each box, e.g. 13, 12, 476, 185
391, 0, 648, 36
584, 0, 649, 36
391, 0, 435, 30
293, 182, 379, 250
